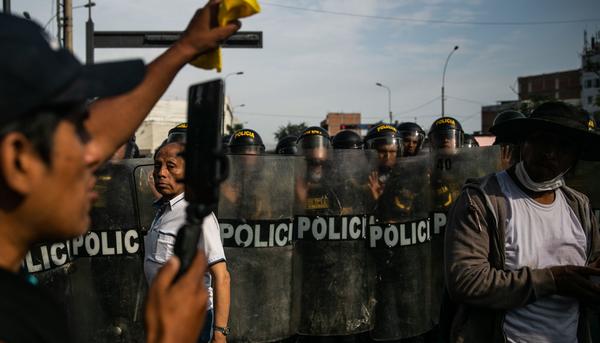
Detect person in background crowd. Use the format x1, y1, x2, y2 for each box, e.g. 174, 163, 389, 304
492, 110, 526, 169
331, 130, 363, 150
428, 116, 464, 152
462, 134, 479, 148
145, 141, 231, 343
364, 124, 402, 202
275, 135, 298, 155
295, 126, 341, 216
112, 136, 141, 160
396, 122, 425, 157
0, 1, 240, 342
167, 123, 188, 143
444, 101, 600, 343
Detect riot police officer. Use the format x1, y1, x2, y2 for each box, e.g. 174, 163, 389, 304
396, 122, 425, 157
364, 124, 402, 203
295, 126, 341, 215
167, 123, 188, 143
222, 128, 270, 219
331, 130, 363, 149
228, 128, 266, 155
427, 116, 464, 151
463, 134, 479, 148
275, 135, 298, 155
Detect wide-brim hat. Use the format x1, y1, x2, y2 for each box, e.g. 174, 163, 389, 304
490, 101, 600, 161
0, 13, 145, 125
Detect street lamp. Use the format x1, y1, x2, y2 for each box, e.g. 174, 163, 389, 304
441, 45, 459, 117
225, 71, 244, 82
376, 82, 392, 123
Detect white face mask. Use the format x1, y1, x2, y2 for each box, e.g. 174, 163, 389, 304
514, 161, 567, 192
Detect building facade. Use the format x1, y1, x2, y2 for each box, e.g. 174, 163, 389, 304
582, 30, 600, 116
320, 112, 362, 136
480, 100, 520, 134
518, 69, 581, 106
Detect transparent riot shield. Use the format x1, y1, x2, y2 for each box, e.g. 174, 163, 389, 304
567, 161, 600, 226
218, 154, 300, 342
368, 153, 434, 341
294, 150, 377, 336
24, 159, 152, 343
567, 161, 600, 343
429, 146, 501, 327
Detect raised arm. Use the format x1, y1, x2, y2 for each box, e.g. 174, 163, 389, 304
85, 0, 240, 165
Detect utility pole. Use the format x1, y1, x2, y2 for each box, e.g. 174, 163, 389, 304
3, 0, 10, 14
63, 0, 73, 51
56, 0, 62, 45
85, 0, 96, 64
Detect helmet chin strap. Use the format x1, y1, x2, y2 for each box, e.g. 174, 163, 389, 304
514, 161, 568, 192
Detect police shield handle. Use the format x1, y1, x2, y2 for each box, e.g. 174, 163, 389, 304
190, 0, 261, 71
550, 265, 600, 303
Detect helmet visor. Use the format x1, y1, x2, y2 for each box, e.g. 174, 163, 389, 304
229, 145, 265, 155
365, 136, 401, 150
167, 131, 186, 144
429, 129, 463, 149
298, 135, 330, 153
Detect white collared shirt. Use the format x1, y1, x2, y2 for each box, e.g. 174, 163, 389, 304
143, 192, 225, 310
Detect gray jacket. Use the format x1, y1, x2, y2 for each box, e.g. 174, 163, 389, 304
443, 172, 600, 343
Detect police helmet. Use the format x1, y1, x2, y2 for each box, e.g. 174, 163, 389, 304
167, 123, 188, 143
275, 135, 298, 155
428, 116, 464, 149
228, 129, 265, 155
364, 124, 401, 150
297, 126, 330, 153
396, 122, 425, 156
491, 110, 526, 145
463, 134, 479, 148
331, 130, 362, 149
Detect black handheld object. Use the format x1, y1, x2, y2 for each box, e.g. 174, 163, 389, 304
173, 79, 229, 279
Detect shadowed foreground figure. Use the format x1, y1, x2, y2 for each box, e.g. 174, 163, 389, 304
0, 2, 240, 342
444, 101, 600, 343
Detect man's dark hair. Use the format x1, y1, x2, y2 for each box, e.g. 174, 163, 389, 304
153, 140, 185, 160
0, 111, 62, 165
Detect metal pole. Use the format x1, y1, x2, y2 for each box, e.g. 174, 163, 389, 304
85, 0, 95, 64
441, 45, 459, 117
376, 82, 392, 123
3, 0, 10, 14
57, 0, 62, 45
64, 0, 73, 51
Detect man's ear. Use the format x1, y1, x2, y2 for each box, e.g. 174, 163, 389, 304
0, 132, 45, 195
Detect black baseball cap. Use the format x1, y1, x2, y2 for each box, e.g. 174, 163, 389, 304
0, 13, 145, 126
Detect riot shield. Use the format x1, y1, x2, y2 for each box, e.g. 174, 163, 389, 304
24, 159, 152, 343
428, 146, 501, 326
567, 161, 600, 226
566, 160, 600, 343
295, 149, 377, 336
368, 153, 434, 341
218, 154, 300, 342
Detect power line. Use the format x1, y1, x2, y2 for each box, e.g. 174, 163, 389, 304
262, 1, 600, 26
446, 95, 487, 106
394, 96, 440, 115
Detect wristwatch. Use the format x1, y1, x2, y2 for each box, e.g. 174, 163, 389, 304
213, 326, 230, 336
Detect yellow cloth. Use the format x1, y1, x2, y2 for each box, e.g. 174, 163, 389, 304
190, 0, 261, 72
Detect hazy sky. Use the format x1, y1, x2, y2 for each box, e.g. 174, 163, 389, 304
12, 0, 600, 144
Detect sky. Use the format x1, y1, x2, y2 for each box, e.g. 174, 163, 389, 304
11, 0, 600, 145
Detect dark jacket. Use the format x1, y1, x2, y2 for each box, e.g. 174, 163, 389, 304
443, 172, 600, 343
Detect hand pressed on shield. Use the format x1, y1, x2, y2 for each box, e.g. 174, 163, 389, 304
550, 265, 600, 303
368, 171, 384, 201
146, 253, 209, 343
176, 0, 242, 62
